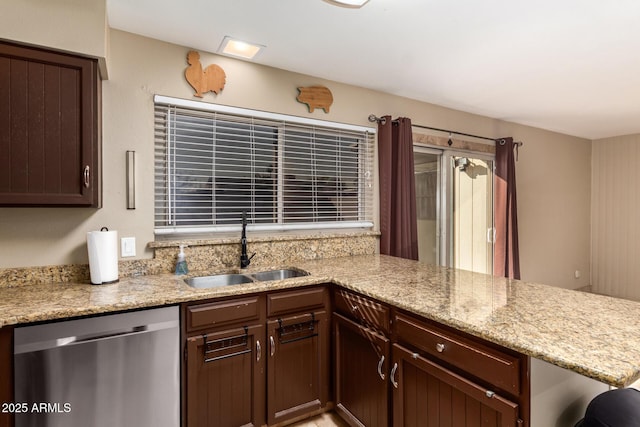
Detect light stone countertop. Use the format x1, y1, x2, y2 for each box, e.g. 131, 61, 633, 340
1, 254, 639, 388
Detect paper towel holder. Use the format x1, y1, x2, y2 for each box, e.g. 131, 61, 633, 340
126, 151, 136, 210
87, 227, 119, 285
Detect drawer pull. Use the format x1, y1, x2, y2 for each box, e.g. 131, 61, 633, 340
436, 343, 445, 353
411, 352, 419, 360
377, 355, 385, 380
486, 390, 495, 398
351, 305, 359, 311
256, 340, 261, 362
390, 362, 398, 388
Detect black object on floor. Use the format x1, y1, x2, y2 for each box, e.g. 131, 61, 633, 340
574, 388, 640, 426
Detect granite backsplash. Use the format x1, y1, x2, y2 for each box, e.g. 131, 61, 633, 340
0, 232, 379, 287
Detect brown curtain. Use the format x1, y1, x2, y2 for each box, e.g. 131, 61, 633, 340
494, 137, 520, 279
378, 116, 418, 260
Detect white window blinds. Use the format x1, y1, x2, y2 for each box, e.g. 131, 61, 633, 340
154, 96, 374, 235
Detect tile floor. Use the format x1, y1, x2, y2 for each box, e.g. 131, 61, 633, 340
289, 412, 348, 427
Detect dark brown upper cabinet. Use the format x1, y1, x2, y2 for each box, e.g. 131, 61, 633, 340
0, 40, 101, 207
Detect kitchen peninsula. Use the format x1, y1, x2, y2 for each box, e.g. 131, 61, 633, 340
1, 254, 638, 426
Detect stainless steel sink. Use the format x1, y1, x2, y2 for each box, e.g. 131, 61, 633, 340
184, 268, 309, 289
247, 268, 309, 282
185, 273, 254, 289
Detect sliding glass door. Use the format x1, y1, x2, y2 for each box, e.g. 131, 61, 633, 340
414, 147, 494, 274
447, 153, 494, 274
414, 148, 441, 265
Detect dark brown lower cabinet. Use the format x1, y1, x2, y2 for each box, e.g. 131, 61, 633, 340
392, 343, 519, 427
185, 323, 266, 427
267, 310, 329, 425
334, 313, 390, 427
183, 287, 330, 427
0, 326, 13, 427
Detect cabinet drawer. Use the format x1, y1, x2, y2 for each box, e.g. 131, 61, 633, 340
392, 343, 519, 426
267, 286, 327, 317
395, 313, 521, 395
186, 296, 264, 332
334, 289, 390, 333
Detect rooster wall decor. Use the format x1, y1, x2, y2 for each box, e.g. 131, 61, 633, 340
184, 50, 226, 98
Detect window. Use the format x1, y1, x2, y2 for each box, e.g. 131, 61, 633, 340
154, 96, 374, 235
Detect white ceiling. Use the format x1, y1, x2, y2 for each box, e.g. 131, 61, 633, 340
107, 0, 640, 140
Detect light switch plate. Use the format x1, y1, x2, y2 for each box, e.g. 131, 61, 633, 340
121, 237, 136, 257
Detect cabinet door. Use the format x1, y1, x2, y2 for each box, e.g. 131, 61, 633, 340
392, 343, 519, 427
334, 312, 390, 427
0, 41, 100, 207
186, 324, 265, 427
267, 310, 328, 425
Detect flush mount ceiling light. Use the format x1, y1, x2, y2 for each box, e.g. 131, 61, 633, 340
323, 0, 370, 8
218, 36, 264, 60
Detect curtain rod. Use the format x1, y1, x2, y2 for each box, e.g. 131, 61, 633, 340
367, 114, 523, 147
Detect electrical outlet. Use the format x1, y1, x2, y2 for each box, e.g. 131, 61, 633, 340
121, 237, 136, 257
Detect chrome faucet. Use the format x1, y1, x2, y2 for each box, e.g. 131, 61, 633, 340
240, 211, 255, 268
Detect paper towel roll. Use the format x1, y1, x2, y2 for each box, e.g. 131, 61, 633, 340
87, 228, 119, 285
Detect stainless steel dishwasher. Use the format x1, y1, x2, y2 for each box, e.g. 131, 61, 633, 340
13, 306, 180, 427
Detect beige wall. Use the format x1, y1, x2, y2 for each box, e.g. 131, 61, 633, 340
591, 134, 640, 300
0, 0, 109, 76
497, 122, 591, 289
0, 28, 592, 289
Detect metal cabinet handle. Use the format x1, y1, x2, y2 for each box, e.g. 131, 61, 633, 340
269, 335, 275, 357
436, 343, 445, 353
377, 355, 385, 380
351, 305, 359, 311
83, 165, 90, 188
390, 362, 398, 388
256, 340, 261, 362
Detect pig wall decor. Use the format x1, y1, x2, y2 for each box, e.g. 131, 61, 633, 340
296, 86, 333, 113
184, 50, 226, 98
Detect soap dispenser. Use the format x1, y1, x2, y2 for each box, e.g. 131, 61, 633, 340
175, 244, 189, 275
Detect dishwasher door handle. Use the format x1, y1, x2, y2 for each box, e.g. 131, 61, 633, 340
70, 320, 179, 345
14, 319, 179, 354
71, 325, 149, 344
